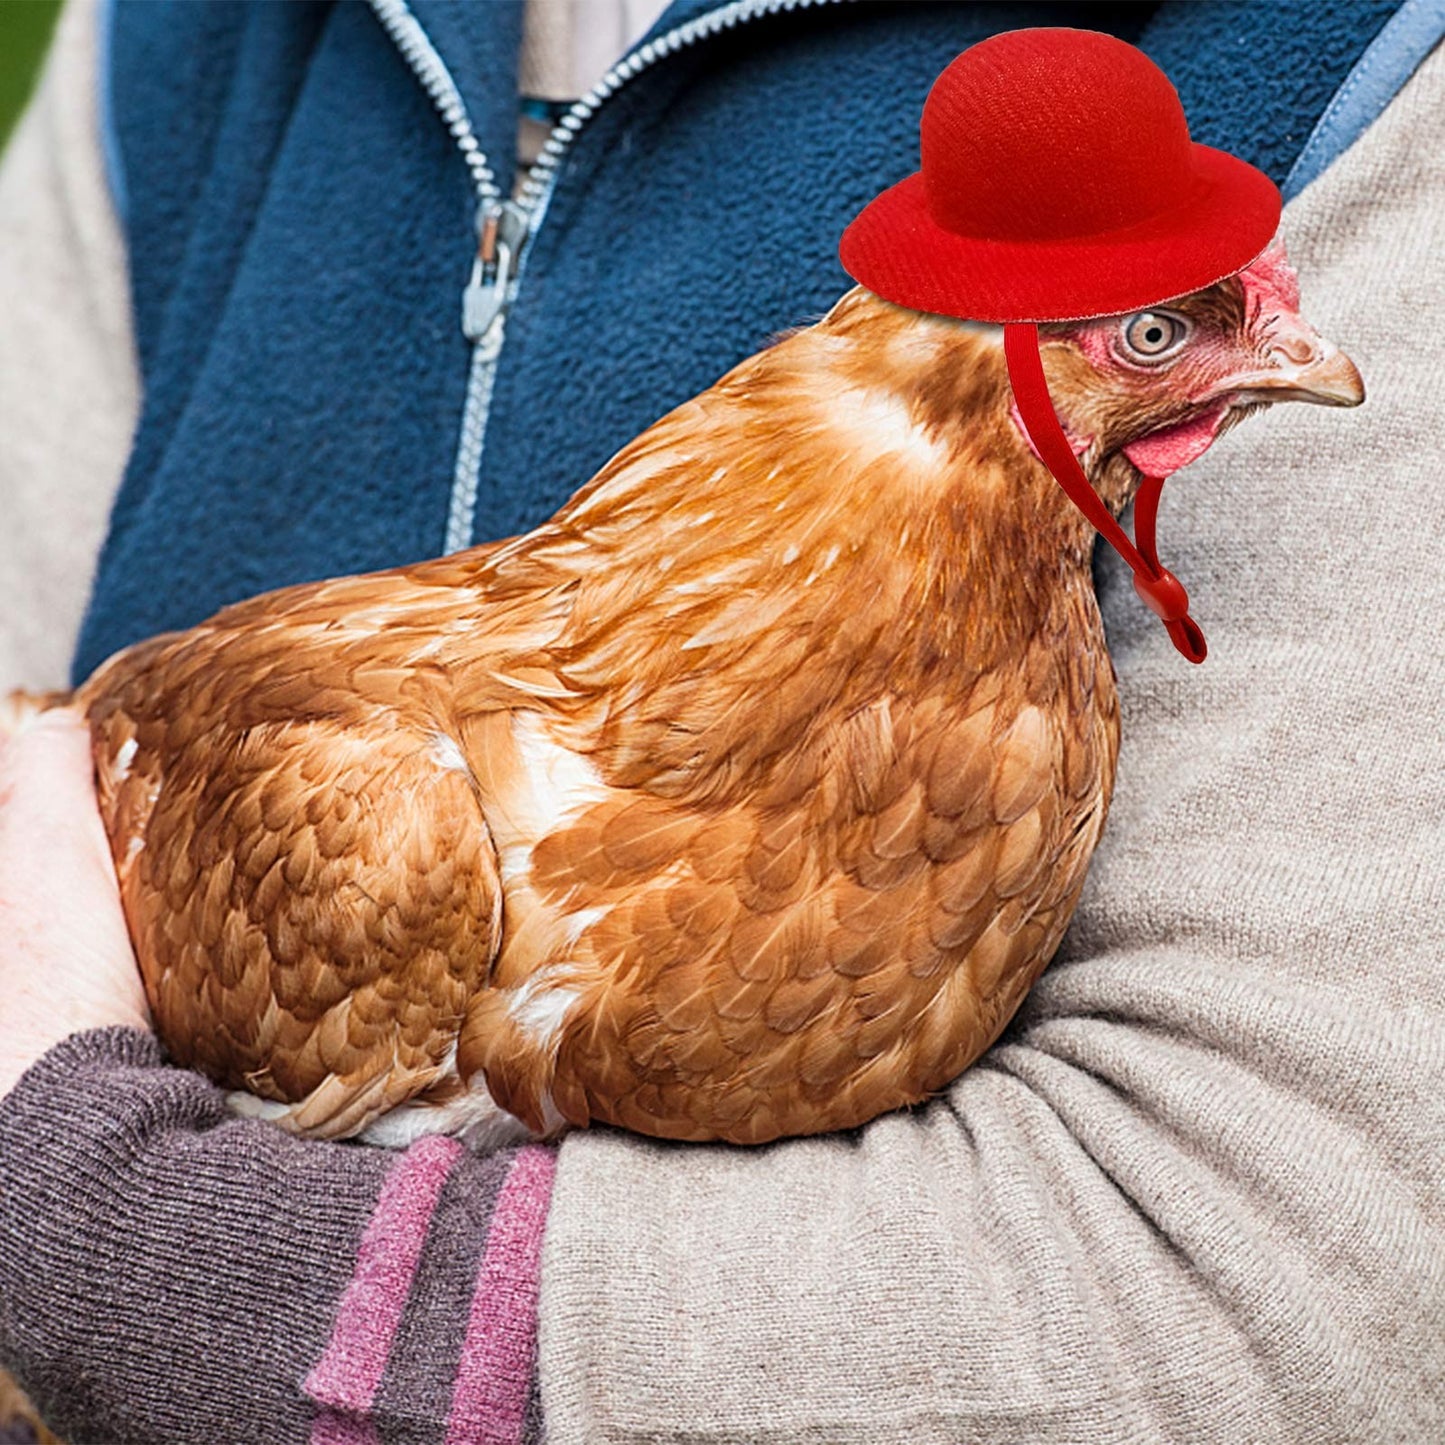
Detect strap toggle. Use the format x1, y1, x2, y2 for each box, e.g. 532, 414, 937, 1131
1133, 567, 1189, 622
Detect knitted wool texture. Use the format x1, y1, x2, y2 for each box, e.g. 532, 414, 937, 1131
537, 32, 1445, 1445
0, 1030, 546, 1443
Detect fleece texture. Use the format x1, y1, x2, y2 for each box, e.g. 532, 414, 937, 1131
1142, 0, 1405, 187
75, 0, 1399, 680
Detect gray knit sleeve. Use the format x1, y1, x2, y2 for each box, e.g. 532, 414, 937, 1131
0, 1028, 552, 1444
533, 38, 1445, 1445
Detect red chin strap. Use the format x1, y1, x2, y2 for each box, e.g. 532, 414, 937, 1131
1002, 322, 1207, 664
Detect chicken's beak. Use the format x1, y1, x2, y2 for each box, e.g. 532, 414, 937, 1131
1257, 337, 1365, 407
1225, 317, 1366, 409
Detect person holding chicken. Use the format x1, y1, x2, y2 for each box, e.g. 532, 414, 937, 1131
1, 2, 1442, 1443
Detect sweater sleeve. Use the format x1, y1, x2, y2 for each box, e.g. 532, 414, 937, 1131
0, 1028, 553, 1445
0, 0, 140, 694
534, 35, 1445, 1445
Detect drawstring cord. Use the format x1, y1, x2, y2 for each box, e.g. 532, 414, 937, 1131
1002, 322, 1207, 664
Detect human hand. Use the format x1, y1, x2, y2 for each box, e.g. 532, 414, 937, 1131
0, 710, 150, 1101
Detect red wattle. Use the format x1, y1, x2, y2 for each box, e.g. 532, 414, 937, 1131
1122, 402, 1229, 476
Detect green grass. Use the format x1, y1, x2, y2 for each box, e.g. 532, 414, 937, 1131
0, 0, 62, 152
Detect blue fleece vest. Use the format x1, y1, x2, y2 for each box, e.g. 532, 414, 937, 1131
76, 0, 1415, 681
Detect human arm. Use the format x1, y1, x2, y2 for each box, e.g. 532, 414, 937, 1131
533, 36, 1445, 1445
0, 714, 551, 1444
0, 10, 552, 1425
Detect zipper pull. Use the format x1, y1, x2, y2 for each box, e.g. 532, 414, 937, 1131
462, 200, 528, 345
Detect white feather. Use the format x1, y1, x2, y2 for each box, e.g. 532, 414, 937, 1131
429, 732, 471, 776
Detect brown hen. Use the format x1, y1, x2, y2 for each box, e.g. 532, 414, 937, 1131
16, 240, 1361, 1148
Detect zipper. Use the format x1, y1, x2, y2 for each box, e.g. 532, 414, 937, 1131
369, 0, 841, 555
366, 0, 500, 207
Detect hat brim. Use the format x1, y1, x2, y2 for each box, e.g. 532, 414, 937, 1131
839, 143, 1282, 323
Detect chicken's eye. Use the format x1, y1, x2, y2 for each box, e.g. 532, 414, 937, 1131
1120, 311, 1190, 363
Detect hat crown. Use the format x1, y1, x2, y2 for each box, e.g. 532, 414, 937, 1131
922, 28, 1195, 243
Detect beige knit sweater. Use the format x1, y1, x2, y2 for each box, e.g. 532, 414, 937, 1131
537, 35, 1445, 1445
0, 0, 137, 693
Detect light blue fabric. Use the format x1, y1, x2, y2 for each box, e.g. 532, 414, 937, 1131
1284, 0, 1445, 199
95, 0, 126, 225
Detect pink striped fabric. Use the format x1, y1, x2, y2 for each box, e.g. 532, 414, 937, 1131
306, 1134, 464, 1445
308, 1412, 381, 1445
444, 1144, 558, 1445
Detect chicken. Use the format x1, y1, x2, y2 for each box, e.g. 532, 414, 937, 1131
12, 238, 1362, 1149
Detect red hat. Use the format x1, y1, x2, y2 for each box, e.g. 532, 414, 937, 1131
840, 28, 1282, 663
840, 27, 1280, 323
